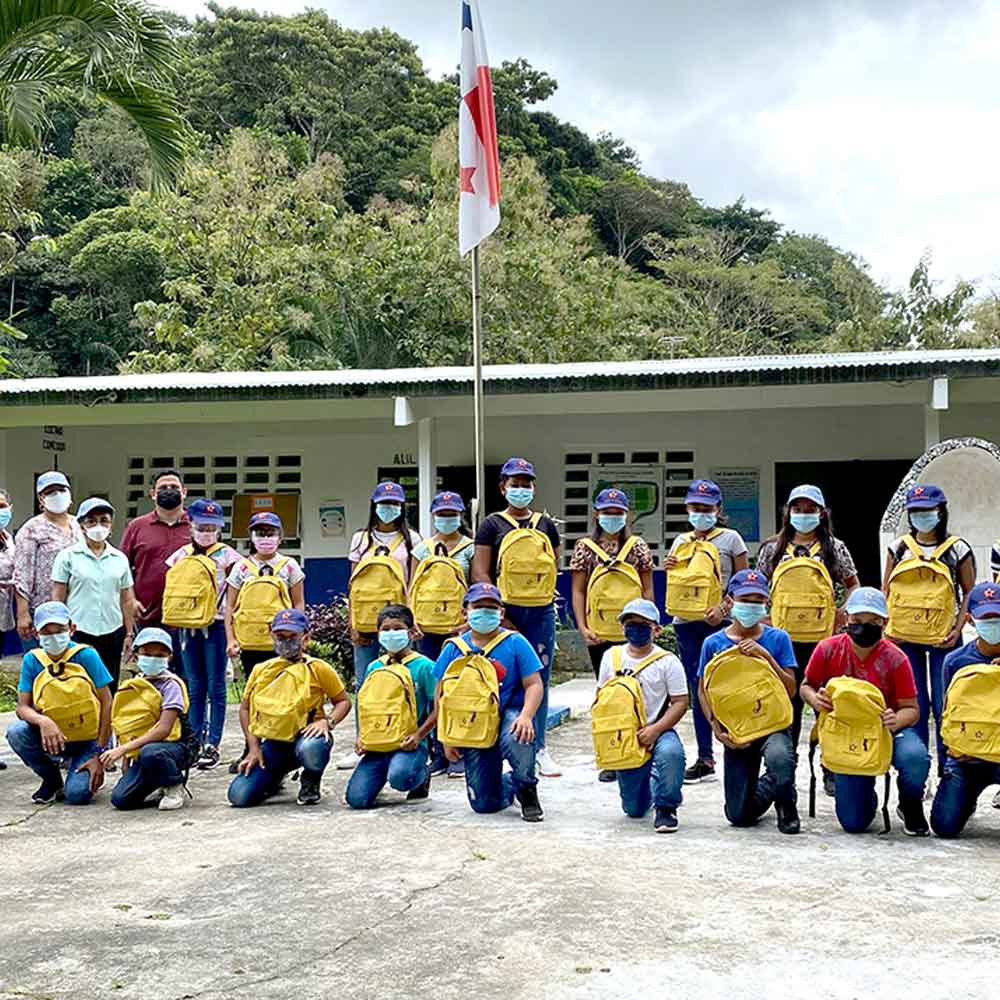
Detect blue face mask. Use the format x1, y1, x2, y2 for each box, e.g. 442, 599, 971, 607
598, 514, 627, 535
379, 629, 410, 653
468, 608, 503, 634
39, 631, 71, 656
975, 619, 1000, 646
434, 515, 462, 535
375, 503, 402, 524
505, 486, 535, 509
623, 622, 654, 648
0, 508, 11, 530
137, 655, 169, 677
790, 512, 821, 533
909, 510, 939, 533
688, 511, 717, 532
731, 601, 768, 627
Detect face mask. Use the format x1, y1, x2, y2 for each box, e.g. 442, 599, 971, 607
688, 511, 717, 532
731, 602, 767, 627
193, 528, 219, 548
0, 508, 11, 530
974, 619, 1000, 646
598, 514, 627, 535
43, 491, 72, 514
623, 622, 654, 647
909, 510, 940, 533
274, 636, 303, 661
376, 503, 402, 524
137, 655, 169, 677
39, 631, 71, 656
505, 486, 535, 509
85, 525, 111, 542
379, 629, 410, 653
156, 488, 182, 510
847, 621, 883, 648
434, 515, 461, 534
468, 608, 503, 634
790, 513, 821, 533
252, 533, 279, 556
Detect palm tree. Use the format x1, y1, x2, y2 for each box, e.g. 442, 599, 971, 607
0, 0, 188, 187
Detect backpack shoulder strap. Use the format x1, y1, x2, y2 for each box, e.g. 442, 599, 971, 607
242, 559, 263, 578
900, 535, 924, 561
618, 535, 641, 562
399, 652, 421, 666
528, 512, 543, 531
204, 542, 224, 557
482, 630, 513, 655
632, 650, 667, 675
610, 646, 623, 673
704, 527, 724, 542
447, 636, 472, 656
497, 512, 520, 530
448, 538, 474, 558
580, 537, 611, 564
932, 535, 960, 561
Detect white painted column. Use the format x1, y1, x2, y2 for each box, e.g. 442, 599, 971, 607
417, 417, 436, 538
924, 376, 949, 450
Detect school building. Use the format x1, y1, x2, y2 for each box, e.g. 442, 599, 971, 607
1, 348, 999, 606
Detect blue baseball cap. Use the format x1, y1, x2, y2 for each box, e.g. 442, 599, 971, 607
728, 568, 770, 599
249, 511, 282, 530
133, 627, 173, 652
845, 586, 889, 618
76, 496, 114, 521
617, 598, 660, 624
431, 491, 466, 513
371, 482, 406, 503
188, 498, 226, 526
686, 479, 721, 506
271, 608, 308, 633
788, 484, 825, 507
967, 582, 1000, 619
36, 471, 70, 493
34, 601, 71, 630
464, 582, 503, 606
501, 457, 536, 479
906, 483, 946, 510
595, 488, 630, 511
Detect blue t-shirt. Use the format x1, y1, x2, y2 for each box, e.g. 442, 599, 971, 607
18, 645, 113, 694
697, 625, 797, 679
434, 629, 542, 715
361, 652, 438, 728
942, 639, 995, 694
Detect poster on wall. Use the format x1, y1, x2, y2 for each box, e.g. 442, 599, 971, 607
318, 499, 346, 538
710, 467, 760, 542
588, 465, 665, 550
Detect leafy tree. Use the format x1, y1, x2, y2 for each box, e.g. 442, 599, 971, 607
593, 173, 694, 264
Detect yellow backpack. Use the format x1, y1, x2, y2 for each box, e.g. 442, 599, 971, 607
247, 656, 318, 742
409, 540, 472, 634
770, 543, 836, 643
496, 512, 558, 607
162, 545, 222, 628
358, 653, 420, 753
886, 535, 959, 644
666, 530, 723, 618
941, 662, 1000, 763
349, 535, 408, 632
702, 645, 793, 744
112, 674, 189, 759
234, 558, 292, 651
31, 645, 101, 742
581, 536, 643, 641
437, 632, 509, 749
591, 645, 664, 770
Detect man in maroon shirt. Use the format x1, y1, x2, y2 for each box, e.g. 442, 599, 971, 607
120, 469, 191, 628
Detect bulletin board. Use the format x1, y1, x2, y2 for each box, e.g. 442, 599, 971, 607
232, 492, 301, 538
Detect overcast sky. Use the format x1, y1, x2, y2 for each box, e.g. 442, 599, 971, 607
164, 1, 1000, 292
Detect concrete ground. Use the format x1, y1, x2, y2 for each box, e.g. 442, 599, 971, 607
2, 694, 1000, 1000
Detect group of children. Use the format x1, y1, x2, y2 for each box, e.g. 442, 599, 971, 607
5, 461, 1000, 842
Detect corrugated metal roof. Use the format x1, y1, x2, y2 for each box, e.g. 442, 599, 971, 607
1, 349, 998, 405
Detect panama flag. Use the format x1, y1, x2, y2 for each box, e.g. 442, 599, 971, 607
459, 0, 501, 256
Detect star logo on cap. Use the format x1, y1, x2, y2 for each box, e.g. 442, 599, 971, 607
986, 588, 996, 599
748, 571, 759, 581
914, 486, 925, 495
518, 460, 528, 468
698, 483, 708, 493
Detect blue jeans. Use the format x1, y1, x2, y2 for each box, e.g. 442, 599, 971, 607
6, 719, 98, 805
616, 730, 685, 817
834, 727, 930, 833
505, 603, 556, 751
111, 742, 189, 810
352, 639, 382, 735
180, 621, 228, 747
345, 747, 429, 808
227, 734, 332, 808
462, 708, 538, 813
930, 754, 1000, 839
673, 619, 719, 761
897, 640, 951, 770
723, 729, 796, 826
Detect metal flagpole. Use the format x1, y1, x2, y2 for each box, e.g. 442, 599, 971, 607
471, 244, 486, 528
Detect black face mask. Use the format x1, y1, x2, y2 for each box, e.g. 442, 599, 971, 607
847, 622, 883, 648
156, 488, 182, 510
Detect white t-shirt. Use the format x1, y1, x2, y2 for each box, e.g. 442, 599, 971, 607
227, 554, 305, 592
668, 527, 748, 623
597, 646, 688, 722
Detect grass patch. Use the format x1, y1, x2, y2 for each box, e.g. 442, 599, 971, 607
0, 674, 17, 712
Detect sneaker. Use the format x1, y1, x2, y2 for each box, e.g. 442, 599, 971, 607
654, 807, 678, 833
897, 801, 930, 837
336, 750, 362, 771
297, 773, 322, 806
406, 775, 431, 801
776, 802, 801, 835
683, 758, 716, 784
228, 759, 240, 775
993, 789, 1000, 810
822, 766, 836, 798
0, 760, 6, 770
447, 758, 465, 779
598, 769, 618, 783
515, 783, 544, 822
429, 755, 449, 778
196, 745, 221, 770
31, 777, 64, 804
536, 747, 562, 777
158, 786, 185, 811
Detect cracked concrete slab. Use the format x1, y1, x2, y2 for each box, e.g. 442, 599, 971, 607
2, 705, 999, 1000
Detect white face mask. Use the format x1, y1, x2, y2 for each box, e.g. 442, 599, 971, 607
85, 525, 111, 542
42, 491, 72, 514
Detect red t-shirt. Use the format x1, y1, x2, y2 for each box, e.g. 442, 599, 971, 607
805, 633, 917, 711
120, 510, 191, 626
